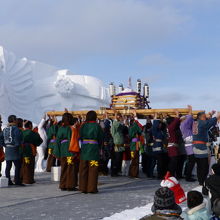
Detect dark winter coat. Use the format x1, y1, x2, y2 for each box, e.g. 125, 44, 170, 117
3, 124, 23, 160
140, 209, 183, 220
152, 120, 166, 154
205, 174, 220, 205
167, 118, 180, 157
0, 131, 4, 147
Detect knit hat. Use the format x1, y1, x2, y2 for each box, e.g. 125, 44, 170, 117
187, 191, 203, 209
151, 187, 181, 212
213, 198, 220, 216
212, 163, 220, 176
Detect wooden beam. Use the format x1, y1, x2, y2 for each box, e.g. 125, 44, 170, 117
47, 108, 203, 119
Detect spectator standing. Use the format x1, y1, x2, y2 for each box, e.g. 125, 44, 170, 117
3, 115, 23, 185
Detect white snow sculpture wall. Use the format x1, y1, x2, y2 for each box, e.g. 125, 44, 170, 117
0, 46, 110, 123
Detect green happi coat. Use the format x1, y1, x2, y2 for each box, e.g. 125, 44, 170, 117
129, 122, 142, 151
80, 122, 104, 161
22, 129, 43, 157
47, 124, 58, 150
54, 126, 73, 158
111, 120, 124, 145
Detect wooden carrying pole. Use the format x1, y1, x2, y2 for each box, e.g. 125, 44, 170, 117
47, 108, 203, 119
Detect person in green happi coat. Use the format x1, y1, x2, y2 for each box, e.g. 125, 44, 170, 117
79, 111, 103, 194
46, 120, 59, 172
54, 113, 78, 191
22, 121, 43, 184
129, 115, 143, 178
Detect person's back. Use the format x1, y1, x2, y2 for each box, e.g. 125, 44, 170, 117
2, 115, 23, 185
3, 123, 22, 161
193, 116, 217, 158
184, 205, 210, 220
111, 120, 124, 146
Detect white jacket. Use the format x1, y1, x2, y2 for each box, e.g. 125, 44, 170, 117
38, 119, 47, 149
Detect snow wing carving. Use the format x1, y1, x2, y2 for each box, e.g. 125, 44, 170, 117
0, 46, 110, 123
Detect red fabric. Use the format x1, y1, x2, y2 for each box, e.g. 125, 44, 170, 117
123, 146, 131, 160
170, 183, 186, 204
168, 145, 179, 157
167, 118, 180, 144
33, 127, 38, 133
164, 172, 186, 204
0, 147, 5, 162
135, 120, 143, 130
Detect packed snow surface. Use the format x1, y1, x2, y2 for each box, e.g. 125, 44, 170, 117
103, 186, 211, 220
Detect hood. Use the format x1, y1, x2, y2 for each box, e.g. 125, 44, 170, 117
187, 203, 206, 215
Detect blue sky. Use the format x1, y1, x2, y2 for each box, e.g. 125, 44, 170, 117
0, 0, 220, 110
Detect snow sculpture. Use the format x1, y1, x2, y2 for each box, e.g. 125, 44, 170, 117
0, 46, 110, 123
0, 46, 110, 173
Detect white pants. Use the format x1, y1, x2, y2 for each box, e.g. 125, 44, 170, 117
122, 160, 130, 176
35, 147, 45, 172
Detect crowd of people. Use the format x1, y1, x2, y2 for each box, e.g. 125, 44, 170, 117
0, 106, 220, 218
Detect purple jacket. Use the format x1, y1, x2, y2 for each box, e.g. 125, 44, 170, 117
180, 115, 194, 155
180, 115, 193, 139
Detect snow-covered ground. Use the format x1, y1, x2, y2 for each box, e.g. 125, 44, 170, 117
103, 186, 211, 220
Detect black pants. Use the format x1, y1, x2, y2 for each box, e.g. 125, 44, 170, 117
142, 153, 156, 177
111, 152, 123, 176
176, 155, 186, 179
99, 159, 109, 175
185, 154, 196, 179
5, 160, 22, 184
168, 156, 178, 177
156, 153, 168, 179
196, 157, 209, 185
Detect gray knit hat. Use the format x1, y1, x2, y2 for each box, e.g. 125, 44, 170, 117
151, 187, 181, 213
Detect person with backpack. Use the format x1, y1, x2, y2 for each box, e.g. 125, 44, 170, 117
3, 115, 23, 186
111, 112, 125, 177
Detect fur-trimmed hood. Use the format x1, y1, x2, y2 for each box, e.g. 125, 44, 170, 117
187, 203, 206, 215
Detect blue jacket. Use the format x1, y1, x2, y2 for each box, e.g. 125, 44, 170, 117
3, 125, 23, 160
183, 203, 211, 220
152, 120, 165, 154
193, 117, 217, 158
